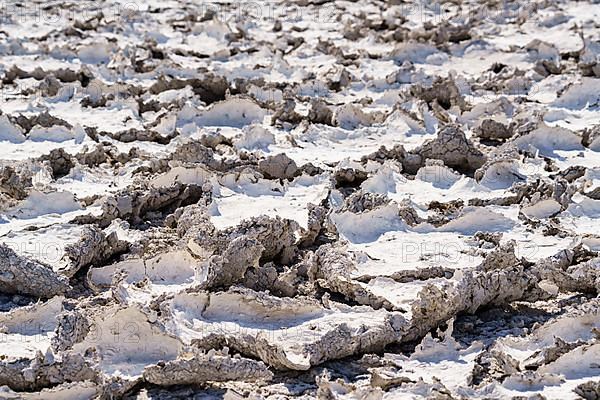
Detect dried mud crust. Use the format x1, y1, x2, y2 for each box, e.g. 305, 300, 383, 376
0, 0, 600, 399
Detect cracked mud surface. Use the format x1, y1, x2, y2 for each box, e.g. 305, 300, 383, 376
1, 0, 600, 398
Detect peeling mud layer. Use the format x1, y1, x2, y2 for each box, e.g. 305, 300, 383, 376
2, 0, 600, 398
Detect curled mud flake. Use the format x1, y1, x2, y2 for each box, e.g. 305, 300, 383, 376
325, 66, 353, 91
36, 75, 62, 97
60, 226, 129, 277
313, 244, 397, 311
370, 365, 413, 389
574, 381, 600, 400
362, 144, 422, 175
0, 381, 99, 399
523, 337, 587, 370
75, 143, 137, 167
88, 183, 206, 227
168, 288, 405, 370
2, 66, 92, 85
0, 245, 70, 298
143, 351, 273, 386
100, 127, 178, 145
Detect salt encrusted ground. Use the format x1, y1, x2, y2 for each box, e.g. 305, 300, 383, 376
1, 0, 600, 398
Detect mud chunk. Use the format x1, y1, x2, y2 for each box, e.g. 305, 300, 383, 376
582, 124, 600, 150
415, 125, 486, 173
308, 99, 334, 125
149, 74, 229, 104
470, 350, 520, 386
579, 39, 600, 77
40, 148, 74, 179
258, 153, 299, 180
170, 140, 221, 170
301, 203, 328, 246
363, 144, 422, 175
474, 119, 514, 141
187, 215, 300, 266
0, 352, 95, 392
12, 111, 72, 134
0, 166, 30, 200
411, 78, 468, 111
271, 99, 303, 126
334, 167, 368, 188
51, 309, 91, 352
342, 191, 390, 213
241, 261, 302, 297
91, 183, 205, 226
38, 75, 62, 97
478, 241, 521, 272
203, 237, 264, 289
